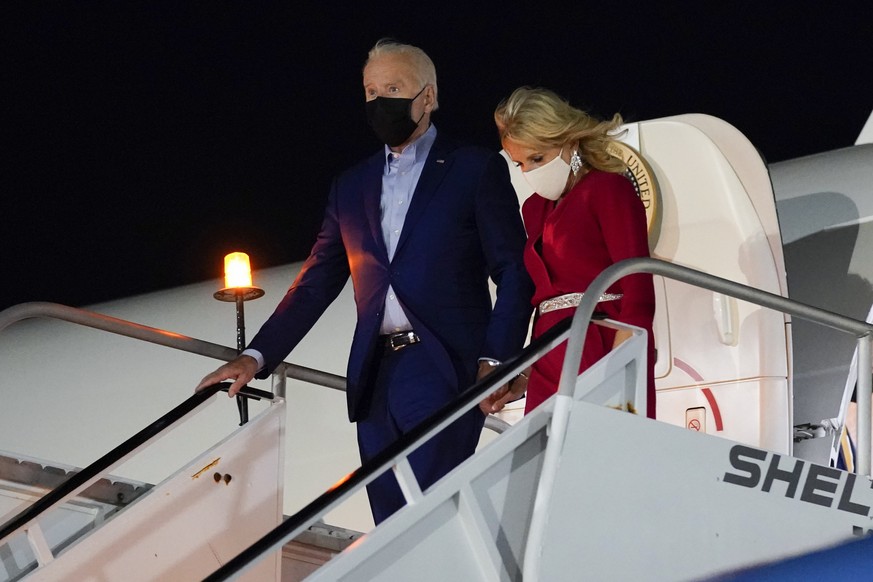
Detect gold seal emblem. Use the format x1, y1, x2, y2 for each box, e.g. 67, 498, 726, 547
606, 141, 661, 247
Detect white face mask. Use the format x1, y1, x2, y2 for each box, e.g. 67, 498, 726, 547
522, 148, 570, 201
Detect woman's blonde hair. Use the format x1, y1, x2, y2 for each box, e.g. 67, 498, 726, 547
494, 86, 626, 173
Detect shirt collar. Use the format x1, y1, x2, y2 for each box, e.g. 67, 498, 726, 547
383, 124, 438, 168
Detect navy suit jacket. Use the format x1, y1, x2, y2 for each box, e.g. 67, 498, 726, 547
249, 132, 533, 422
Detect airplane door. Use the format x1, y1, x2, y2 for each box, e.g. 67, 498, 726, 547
633, 115, 792, 455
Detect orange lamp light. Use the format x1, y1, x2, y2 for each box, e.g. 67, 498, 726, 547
214, 252, 264, 302
212, 251, 265, 427
224, 252, 253, 288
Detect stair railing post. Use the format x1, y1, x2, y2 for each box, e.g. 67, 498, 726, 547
857, 334, 872, 476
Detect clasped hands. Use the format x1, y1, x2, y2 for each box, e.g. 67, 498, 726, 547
477, 361, 530, 415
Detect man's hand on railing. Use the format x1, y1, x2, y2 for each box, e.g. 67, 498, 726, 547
196, 355, 259, 397
478, 367, 530, 415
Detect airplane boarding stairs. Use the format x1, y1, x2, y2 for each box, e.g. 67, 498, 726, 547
0, 304, 361, 581
2, 257, 873, 581
0, 452, 153, 579
0, 382, 290, 581
304, 341, 873, 582
208, 258, 873, 581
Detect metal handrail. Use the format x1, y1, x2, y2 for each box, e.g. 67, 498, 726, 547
0, 298, 556, 577
207, 256, 873, 580
557, 258, 872, 476
0, 382, 224, 545
203, 318, 573, 581
0, 301, 505, 432
521, 257, 873, 580
0, 301, 346, 390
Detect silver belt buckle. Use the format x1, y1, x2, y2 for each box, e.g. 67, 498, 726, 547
387, 331, 419, 352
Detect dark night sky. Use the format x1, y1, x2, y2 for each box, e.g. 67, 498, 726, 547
3, 2, 871, 311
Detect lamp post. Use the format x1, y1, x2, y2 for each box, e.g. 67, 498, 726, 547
213, 252, 264, 425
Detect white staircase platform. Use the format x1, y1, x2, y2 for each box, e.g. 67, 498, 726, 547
9, 401, 286, 582
305, 331, 869, 581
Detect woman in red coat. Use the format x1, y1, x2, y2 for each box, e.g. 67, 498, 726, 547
481, 86, 656, 418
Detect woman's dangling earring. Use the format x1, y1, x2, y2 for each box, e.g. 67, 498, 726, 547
570, 149, 583, 176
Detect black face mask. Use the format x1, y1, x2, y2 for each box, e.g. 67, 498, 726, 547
365, 86, 426, 147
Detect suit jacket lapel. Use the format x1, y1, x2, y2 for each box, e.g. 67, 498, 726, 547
362, 153, 389, 263
394, 136, 453, 257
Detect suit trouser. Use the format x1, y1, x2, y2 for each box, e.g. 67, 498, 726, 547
356, 342, 484, 524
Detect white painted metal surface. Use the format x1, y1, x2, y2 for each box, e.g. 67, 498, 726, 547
857, 108, 873, 145
0, 269, 375, 534
306, 330, 869, 582
23, 402, 285, 581
0, 455, 145, 579
640, 115, 790, 455
771, 144, 873, 466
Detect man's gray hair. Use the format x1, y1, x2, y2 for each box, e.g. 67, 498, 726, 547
366, 38, 439, 110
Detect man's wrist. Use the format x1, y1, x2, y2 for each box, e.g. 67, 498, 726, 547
240, 348, 265, 372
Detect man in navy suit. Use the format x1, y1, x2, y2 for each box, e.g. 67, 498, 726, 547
197, 39, 532, 524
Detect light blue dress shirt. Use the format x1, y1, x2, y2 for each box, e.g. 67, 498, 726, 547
243, 125, 438, 371
379, 124, 436, 334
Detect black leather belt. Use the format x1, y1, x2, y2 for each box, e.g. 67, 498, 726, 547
381, 330, 421, 353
